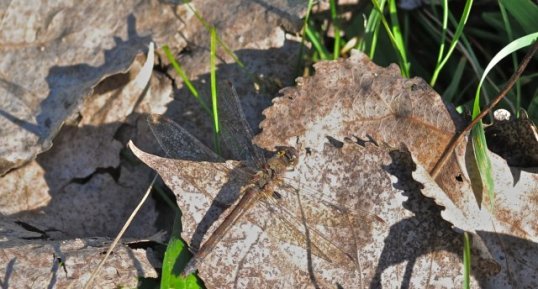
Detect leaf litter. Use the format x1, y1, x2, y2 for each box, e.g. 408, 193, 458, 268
133, 51, 538, 288
1, 1, 536, 288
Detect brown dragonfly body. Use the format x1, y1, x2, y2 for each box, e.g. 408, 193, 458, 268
182, 146, 298, 276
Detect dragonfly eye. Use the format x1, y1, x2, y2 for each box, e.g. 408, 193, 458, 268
275, 146, 298, 166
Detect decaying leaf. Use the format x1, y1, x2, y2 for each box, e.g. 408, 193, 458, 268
0, 44, 161, 238
485, 109, 538, 167
130, 138, 473, 288
254, 50, 538, 287
129, 50, 538, 287
413, 151, 538, 288
0, 217, 158, 289
255, 50, 472, 211
0, 0, 181, 175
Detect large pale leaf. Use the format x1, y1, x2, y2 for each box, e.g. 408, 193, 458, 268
0, 1, 180, 175
130, 139, 471, 288
254, 50, 538, 287
1, 44, 161, 238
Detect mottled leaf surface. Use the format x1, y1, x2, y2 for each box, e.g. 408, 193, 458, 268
130, 136, 471, 288
0, 0, 180, 174
255, 50, 538, 288
0, 217, 158, 289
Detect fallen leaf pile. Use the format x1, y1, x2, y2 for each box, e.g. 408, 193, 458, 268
1, 0, 537, 288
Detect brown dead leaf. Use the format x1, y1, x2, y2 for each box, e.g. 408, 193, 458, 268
413, 151, 538, 288
254, 50, 476, 231
130, 132, 475, 288
0, 217, 157, 289
485, 109, 538, 167
0, 0, 181, 174
0, 45, 161, 238
253, 50, 538, 287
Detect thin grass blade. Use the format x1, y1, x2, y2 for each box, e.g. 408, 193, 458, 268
430, 0, 473, 86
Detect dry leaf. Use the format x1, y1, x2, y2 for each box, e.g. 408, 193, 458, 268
0, 217, 157, 289
485, 109, 538, 167
130, 138, 472, 288
413, 151, 538, 288
253, 51, 472, 219
1, 45, 160, 238
127, 50, 478, 288
252, 50, 538, 287
0, 0, 180, 174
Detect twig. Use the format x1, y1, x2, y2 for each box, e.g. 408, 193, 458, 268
430, 40, 538, 178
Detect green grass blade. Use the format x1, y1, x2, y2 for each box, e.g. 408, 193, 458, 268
162, 45, 211, 116
329, 0, 341, 59
430, 0, 473, 86
421, 9, 501, 105
155, 184, 202, 289
463, 232, 471, 289
160, 221, 200, 289
471, 33, 538, 209
371, 0, 409, 77
210, 27, 221, 155
470, 123, 494, 207
359, 1, 384, 58
387, 0, 410, 76
305, 21, 331, 60
432, 0, 448, 83
473, 32, 538, 102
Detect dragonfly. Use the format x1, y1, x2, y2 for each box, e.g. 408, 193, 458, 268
138, 82, 385, 283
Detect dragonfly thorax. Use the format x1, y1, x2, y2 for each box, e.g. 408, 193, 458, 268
249, 146, 298, 191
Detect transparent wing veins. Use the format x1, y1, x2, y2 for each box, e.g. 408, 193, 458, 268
147, 114, 223, 162
263, 193, 357, 265
217, 81, 267, 168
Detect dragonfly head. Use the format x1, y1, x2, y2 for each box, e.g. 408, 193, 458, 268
274, 146, 299, 167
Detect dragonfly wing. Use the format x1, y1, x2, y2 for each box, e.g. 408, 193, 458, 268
217, 81, 267, 167
263, 193, 359, 270
147, 114, 223, 162
278, 180, 386, 225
